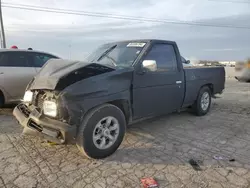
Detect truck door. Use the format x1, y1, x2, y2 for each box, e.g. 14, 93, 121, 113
132, 42, 185, 119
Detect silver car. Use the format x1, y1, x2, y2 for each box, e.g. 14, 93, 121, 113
235, 61, 250, 82
0, 49, 59, 107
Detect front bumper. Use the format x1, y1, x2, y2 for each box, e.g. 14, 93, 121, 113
13, 104, 76, 144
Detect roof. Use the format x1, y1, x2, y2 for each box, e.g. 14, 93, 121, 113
118, 39, 175, 43
0, 49, 59, 58
105, 39, 176, 45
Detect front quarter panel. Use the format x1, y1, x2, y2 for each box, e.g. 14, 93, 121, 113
60, 67, 133, 124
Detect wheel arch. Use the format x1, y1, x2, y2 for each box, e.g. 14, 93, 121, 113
192, 83, 213, 105
78, 99, 131, 127
201, 83, 214, 94
108, 99, 131, 124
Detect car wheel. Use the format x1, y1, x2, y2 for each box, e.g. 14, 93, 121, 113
76, 104, 126, 159
192, 86, 211, 116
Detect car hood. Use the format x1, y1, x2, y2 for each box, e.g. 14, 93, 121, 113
28, 59, 116, 90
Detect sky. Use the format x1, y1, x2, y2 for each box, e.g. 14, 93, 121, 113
2, 0, 250, 61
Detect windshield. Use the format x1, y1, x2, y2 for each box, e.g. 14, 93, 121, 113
85, 42, 147, 67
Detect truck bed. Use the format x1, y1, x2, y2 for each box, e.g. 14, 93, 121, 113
182, 66, 225, 107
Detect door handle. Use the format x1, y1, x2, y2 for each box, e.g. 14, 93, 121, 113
176, 81, 182, 84
0, 72, 3, 75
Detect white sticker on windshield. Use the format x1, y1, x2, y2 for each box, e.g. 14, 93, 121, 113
127, 43, 146, 47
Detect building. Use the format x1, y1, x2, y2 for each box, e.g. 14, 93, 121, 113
219, 61, 237, 66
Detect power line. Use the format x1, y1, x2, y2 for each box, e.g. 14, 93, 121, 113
0, 0, 6, 48
2, 3, 250, 30
3, 0, 250, 6
207, 0, 250, 4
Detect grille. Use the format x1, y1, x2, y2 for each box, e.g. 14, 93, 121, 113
36, 93, 44, 110
32, 91, 45, 110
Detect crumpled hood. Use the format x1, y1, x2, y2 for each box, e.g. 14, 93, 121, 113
29, 59, 115, 90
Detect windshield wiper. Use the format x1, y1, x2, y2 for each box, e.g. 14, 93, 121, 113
103, 55, 117, 67
97, 45, 117, 62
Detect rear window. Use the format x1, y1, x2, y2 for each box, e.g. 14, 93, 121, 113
31, 52, 58, 67
0, 52, 31, 67
0, 51, 58, 67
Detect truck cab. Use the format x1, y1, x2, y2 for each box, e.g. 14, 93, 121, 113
13, 39, 225, 159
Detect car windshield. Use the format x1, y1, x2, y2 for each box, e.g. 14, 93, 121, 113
85, 42, 147, 68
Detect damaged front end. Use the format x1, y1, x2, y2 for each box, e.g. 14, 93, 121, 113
13, 59, 121, 144
14, 90, 76, 144
13, 60, 115, 143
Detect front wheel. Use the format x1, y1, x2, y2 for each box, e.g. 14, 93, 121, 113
76, 104, 126, 159
192, 86, 212, 116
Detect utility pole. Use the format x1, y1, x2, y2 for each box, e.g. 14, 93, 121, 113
0, 0, 6, 48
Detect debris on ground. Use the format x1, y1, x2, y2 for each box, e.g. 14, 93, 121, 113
41, 140, 58, 146
141, 177, 159, 188
213, 155, 236, 162
213, 155, 224, 160
188, 159, 202, 171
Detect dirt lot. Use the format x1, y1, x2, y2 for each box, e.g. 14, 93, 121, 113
0, 79, 250, 188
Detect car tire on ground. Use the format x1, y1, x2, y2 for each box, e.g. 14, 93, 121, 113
76, 104, 126, 159
192, 86, 212, 116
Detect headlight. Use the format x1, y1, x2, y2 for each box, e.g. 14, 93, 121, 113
43, 101, 57, 117
23, 90, 33, 102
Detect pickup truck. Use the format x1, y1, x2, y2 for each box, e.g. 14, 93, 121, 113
13, 39, 225, 159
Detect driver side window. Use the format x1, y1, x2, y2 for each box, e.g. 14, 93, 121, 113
144, 44, 177, 72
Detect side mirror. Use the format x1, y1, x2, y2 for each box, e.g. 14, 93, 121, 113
185, 60, 190, 64
142, 60, 157, 72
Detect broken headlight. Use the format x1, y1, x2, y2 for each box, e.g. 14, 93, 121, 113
23, 90, 33, 102
43, 100, 57, 117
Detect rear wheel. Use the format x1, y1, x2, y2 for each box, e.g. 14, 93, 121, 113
76, 104, 126, 159
192, 86, 211, 116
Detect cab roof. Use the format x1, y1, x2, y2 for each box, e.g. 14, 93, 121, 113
105, 39, 176, 46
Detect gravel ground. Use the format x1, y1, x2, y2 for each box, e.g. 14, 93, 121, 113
0, 79, 249, 188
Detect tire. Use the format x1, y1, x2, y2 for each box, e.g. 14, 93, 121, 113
192, 86, 212, 116
0, 92, 4, 108
76, 104, 126, 159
